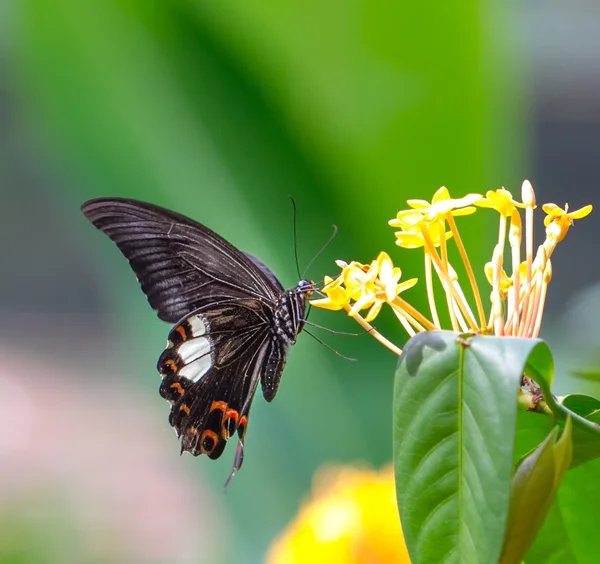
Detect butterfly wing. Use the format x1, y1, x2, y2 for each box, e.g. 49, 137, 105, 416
81, 198, 283, 323
81, 197, 304, 475
158, 300, 287, 460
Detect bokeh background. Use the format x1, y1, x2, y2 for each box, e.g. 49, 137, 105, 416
0, 1, 599, 563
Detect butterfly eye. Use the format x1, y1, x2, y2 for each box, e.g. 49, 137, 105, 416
298, 279, 315, 296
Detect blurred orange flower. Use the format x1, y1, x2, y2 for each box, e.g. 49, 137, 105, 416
266, 465, 410, 564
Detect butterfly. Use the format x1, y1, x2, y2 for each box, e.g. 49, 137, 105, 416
81, 198, 314, 482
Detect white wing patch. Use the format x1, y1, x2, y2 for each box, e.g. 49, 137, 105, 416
178, 337, 211, 363
177, 335, 213, 382
189, 314, 208, 337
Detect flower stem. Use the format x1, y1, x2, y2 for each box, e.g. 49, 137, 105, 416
447, 214, 487, 329
421, 227, 479, 330
424, 254, 441, 328
345, 306, 403, 356
391, 296, 437, 331
508, 210, 522, 336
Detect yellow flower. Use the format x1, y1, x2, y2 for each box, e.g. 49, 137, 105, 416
543, 202, 593, 243
475, 187, 527, 217
266, 465, 410, 564
344, 253, 410, 321
313, 181, 593, 353
391, 186, 481, 225
484, 262, 512, 299
484, 261, 527, 300
310, 253, 417, 324
309, 275, 350, 311
392, 221, 453, 249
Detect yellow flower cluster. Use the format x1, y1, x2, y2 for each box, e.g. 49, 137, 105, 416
266, 465, 409, 564
310, 253, 415, 321
311, 182, 592, 354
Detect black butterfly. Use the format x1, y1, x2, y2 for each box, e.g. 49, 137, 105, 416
81, 198, 314, 481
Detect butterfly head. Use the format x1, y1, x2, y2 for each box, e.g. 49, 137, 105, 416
296, 279, 315, 297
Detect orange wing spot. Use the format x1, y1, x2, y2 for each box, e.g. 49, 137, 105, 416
176, 325, 187, 341
165, 359, 178, 372
210, 400, 228, 414
189, 426, 199, 435
200, 429, 219, 455
170, 382, 185, 396
222, 408, 239, 438
237, 414, 248, 439
224, 409, 239, 423
179, 404, 190, 416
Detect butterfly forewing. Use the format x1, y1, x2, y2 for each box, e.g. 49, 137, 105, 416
81, 197, 313, 477
81, 198, 281, 322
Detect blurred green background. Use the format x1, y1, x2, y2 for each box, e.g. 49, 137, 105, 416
0, 1, 598, 562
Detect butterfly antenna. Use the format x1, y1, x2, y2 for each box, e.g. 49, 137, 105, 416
305, 330, 357, 361
302, 224, 338, 279
303, 320, 365, 336
288, 196, 302, 280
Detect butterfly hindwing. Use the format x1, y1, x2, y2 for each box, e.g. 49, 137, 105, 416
157, 299, 287, 458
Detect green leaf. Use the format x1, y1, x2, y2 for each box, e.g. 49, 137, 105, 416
393, 331, 552, 563
561, 394, 600, 417
522, 336, 555, 389
525, 356, 600, 439
571, 369, 600, 382
560, 395, 600, 468
524, 501, 577, 563
500, 418, 573, 564
514, 410, 554, 465
511, 395, 600, 471
526, 457, 600, 563
511, 390, 600, 562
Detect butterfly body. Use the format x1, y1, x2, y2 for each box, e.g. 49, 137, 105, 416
81, 198, 313, 475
